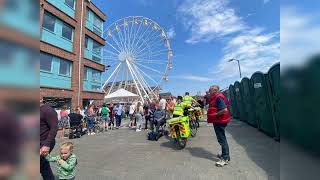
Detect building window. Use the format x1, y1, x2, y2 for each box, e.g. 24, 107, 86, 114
65, 0, 75, 9
92, 41, 102, 55
91, 85, 101, 91
62, 23, 73, 41
86, 7, 90, 20
40, 53, 52, 72
85, 36, 89, 49
43, 12, 55, 32
84, 68, 88, 80
93, 16, 103, 29
92, 56, 101, 63
59, 60, 71, 76
92, 71, 101, 82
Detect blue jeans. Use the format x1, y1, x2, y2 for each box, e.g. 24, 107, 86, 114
213, 124, 230, 161
87, 117, 95, 130
115, 115, 122, 127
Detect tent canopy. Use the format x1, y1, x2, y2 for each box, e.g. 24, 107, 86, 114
105, 88, 139, 99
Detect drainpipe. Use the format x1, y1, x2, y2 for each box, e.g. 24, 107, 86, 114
77, 0, 85, 106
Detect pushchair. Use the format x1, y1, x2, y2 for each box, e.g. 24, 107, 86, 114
68, 118, 83, 139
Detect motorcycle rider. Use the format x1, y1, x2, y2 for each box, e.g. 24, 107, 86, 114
183, 92, 200, 107
173, 96, 187, 118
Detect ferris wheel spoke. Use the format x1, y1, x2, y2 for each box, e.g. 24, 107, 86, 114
106, 41, 121, 54
115, 27, 126, 53
133, 63, 159, 85
110, 32, 125, 54
134, 58, 167, 65
103, 48, 119, 56
132, 24, 151, 54
126, 61, 145, 101
131, 64, 154, 96
117, 25, 128, 53
133, 61, 164, 75
130, 19, 143, 55
133, 35, 164, 57
133, 28, 158, 56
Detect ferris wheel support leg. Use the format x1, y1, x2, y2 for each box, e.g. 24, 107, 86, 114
126, 61, 144, 103
102, 63, 122, 92
127, 61, 150, 100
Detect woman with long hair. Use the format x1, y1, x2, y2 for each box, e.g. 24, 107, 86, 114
86, 104, 96, 135
58, 105, 69, 139
135, 102, 144, 132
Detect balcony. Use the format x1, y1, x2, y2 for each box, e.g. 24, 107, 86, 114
41, 28, 73, 52
47, 0, 76, 18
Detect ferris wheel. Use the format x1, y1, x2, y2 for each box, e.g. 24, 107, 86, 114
102, 16, 173, 102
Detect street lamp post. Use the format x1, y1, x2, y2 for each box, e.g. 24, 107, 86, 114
228, 58, 242, 78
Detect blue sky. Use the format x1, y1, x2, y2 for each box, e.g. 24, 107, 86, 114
93, 0, 280, 96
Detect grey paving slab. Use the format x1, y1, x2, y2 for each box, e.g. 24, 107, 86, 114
50, 119, 279, 180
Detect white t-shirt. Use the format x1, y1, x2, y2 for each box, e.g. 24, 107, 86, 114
160, 98, 167, 110
129, 104, 136, 114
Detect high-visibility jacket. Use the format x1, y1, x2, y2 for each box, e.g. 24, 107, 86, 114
183, 95, 193, 106
173, 102, 185, 116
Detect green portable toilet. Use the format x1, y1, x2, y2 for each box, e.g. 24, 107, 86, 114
251, 72, 277, 137
266, 63, 280, 140
241, 77, 257, 127
234, 81, 246, 121
229, 84, 239, 118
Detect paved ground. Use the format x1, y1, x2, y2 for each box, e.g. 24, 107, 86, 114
51, 119, 279, 180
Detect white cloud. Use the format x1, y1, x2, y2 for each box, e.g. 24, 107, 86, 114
167, 27, 176, 39
281, 7, 320, 69
178, 0, 246, 44
177, 0, 280, 89
172, 75, 212, 82
263, 0, 271, 4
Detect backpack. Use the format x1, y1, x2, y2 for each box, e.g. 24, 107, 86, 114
147, 132, 159, 141
101, 107, 108, 116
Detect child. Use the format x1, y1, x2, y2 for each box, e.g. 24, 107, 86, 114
45, 142, 77, 180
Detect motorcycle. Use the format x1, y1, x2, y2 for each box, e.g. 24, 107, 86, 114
167, 108, 198, 149
167, 116, 190, 149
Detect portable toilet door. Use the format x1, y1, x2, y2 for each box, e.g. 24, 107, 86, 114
229, 84, 239, 118
234, 81, 246, 122
267, 63, 280, 140
251, 72, 277, 138
241, 77, 257, 127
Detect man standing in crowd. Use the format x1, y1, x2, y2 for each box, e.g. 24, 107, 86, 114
159, 96, 167, 111
114, 104, 123, 129
40, 99, 58, 179
207, 85, 231, 167
129, 103, 136, 128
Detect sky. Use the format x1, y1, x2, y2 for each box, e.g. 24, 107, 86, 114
93, 0, 280, 96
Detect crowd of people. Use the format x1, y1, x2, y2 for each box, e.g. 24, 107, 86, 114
40, 86, 232, 179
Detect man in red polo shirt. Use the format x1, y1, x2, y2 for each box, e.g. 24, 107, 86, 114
207, 85, 231, 167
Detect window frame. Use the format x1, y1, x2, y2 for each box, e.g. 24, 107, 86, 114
64, 0, 75, 9
40, 52, 53, 73
42, 12, 56, 32
61, 23, 74, 42
83, 68, 88, 80
59, 59, 71, 77
92, 70, 101, 82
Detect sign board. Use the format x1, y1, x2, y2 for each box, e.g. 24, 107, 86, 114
254, 83, 262, 88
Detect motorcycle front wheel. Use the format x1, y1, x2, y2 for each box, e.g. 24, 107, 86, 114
175, 128, 187, 149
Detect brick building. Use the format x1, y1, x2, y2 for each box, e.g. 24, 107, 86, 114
0, 1, 39, 109
40, 0, 107, 109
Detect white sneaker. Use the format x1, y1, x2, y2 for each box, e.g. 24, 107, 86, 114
215, 159, 229, 167
136, 129, 141, 132
91, 132, 96, 135
88, 133, 91, 135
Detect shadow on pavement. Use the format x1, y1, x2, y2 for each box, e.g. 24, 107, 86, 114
226, 119, 280, 179
186, 147, 220, 162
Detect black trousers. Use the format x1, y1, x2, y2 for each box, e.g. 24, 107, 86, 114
213, 124, 230, 161
40, 141, 55, 180
145, 115, 150, 129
